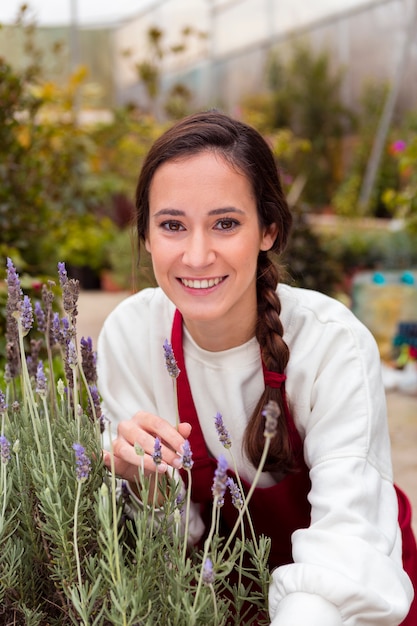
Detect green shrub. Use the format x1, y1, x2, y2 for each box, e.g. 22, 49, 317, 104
1, 260, 273, 625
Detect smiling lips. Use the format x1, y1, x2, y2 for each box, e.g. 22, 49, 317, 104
180, 277, 225, 289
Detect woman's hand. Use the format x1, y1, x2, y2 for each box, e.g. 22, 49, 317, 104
102, 411, 192, 486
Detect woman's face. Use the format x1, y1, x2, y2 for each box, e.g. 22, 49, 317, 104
145, 151, 277, 349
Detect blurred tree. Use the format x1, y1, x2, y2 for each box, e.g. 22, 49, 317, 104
0, 57, 114, 276
332, 82, 400, 218
266, 42, 355, 207
0, 8, 115, 277
121, 25, 206, 120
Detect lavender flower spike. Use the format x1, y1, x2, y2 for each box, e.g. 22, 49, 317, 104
0, 435, 11, 464
35, 361, 47, 397
34, 301, 46, 333
73, 443, 91, 481
62, 278, 80, 318
21, 295, 33, 334
152, 437, 163, 466
181, 439, 194, 470
202, 557, 215, 585
50, 312, 61, 346
57, 261, 68, 286
0, 390, 7, 415
6, 257, 22, 307
80, 336, 97, 385
5, 258, 22, 379
211, 454, 228, 507
67, 340, 78, 369
262, 400, 280, 438
163, 339, 180, 379
227, 477, 243, 510
214, 412, 231, 449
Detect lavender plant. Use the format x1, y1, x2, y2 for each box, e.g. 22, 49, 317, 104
0, 258, 276, 625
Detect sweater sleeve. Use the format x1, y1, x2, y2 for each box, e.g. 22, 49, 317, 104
96, 289, 206, 546
97, 290, 176, 440
268, 292, 414, 625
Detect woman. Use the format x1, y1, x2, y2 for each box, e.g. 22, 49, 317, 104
97, 110, 416, 624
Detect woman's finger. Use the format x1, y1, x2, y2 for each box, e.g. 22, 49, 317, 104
118, 413, 191, 466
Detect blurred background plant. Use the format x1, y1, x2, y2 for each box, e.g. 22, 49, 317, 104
331, 82, 404, 219
383, 131, 417, 233
121, 24, 207, 121
1, 5, 417, 305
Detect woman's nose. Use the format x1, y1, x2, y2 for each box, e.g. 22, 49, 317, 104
182, 232, 215, 268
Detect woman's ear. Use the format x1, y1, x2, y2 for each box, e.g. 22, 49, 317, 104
144, 237, 151, 254
260, 223, 279, 252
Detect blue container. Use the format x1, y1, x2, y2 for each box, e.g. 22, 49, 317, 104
352, 270, 417, 358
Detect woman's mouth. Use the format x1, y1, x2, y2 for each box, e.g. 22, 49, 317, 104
180, 277, 225, 289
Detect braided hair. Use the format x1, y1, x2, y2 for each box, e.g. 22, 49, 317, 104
135, 110, 295, 474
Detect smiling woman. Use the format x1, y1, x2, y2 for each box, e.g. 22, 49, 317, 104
144, 151, 277, 350
97, 110, 417, 626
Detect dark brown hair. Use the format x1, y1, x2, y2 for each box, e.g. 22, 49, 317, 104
135, 110, 295, 474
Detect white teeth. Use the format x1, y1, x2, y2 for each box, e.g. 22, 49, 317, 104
182, 277, 223, 289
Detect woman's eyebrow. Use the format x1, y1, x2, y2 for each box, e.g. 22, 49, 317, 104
208, 207, 245, 216
153, 207, 245, 218
153, 208, 185, 217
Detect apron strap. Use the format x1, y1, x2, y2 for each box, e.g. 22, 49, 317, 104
171, 309, 208, 460
171, 308, 303, 455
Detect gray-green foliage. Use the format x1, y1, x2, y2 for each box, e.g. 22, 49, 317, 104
1, 260, 272, 625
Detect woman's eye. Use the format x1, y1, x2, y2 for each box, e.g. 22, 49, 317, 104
161, 221, 184, 231
215, 218, 239, 231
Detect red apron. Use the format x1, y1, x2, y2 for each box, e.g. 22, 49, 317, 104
171, 309, 417, 624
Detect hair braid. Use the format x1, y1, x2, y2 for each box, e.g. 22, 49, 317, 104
243, 253, 296, 474
134, 110, 295, 472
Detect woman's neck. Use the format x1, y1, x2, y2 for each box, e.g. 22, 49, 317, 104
182, 312, 257, 352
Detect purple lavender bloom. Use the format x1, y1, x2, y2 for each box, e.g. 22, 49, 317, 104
211, 454, 228, 507
227, 477, 243, 510
214, 412, 231, 449
6, 258, 22, 306
67, 340, 78, 369
262, 400, 280, 438
57, 262, 68, 286
163, 339, 180, 379
34, 301, 46, 332
60, 316, 72, 344
21, 295, 33, 334
175, 493, 185, 516
50, 312, 61, 346
73, 443, 91, 481
6, 258, 22, 379
0, 435, 11, 464
0, 390, 7, 415
87, 385, 102, 417
181, 440, 194, 470
202, 557, 215, 585
80, 336, 97, 385
152, 437, 162, 466
57, 262, 79, 324
62, 277, 80, 319
35, 361, 47, 396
